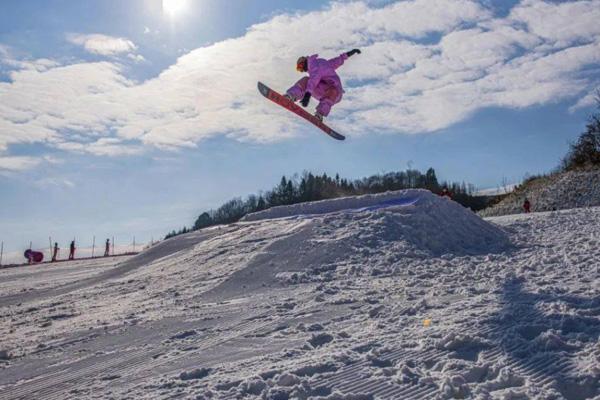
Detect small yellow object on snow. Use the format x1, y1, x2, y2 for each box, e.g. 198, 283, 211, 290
423, 319, 432, 327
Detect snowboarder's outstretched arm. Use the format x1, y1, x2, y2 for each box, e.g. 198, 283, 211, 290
327, 49, 361, 70
327, 53, 349, 70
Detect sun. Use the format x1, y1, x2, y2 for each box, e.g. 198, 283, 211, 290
162, 0, 187, 16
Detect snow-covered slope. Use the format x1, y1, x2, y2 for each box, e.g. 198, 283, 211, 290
480, 167, 600, 217
0, 190, 598, 400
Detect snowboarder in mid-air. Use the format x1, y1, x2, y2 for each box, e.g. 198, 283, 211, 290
284, 49, 361, 121
257, 48, 361, 140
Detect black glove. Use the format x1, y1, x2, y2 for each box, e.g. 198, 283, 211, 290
346, 49, 361, 57
301, 92, 311, 107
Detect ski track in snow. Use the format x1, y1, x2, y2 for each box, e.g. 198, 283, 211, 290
0, 190, 598, 400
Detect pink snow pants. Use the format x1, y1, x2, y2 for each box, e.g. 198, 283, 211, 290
286, 77, 342, 117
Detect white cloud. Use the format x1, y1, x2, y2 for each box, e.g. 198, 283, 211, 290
67, 33, 137, 56
127, 53, 146, 63
42, 155, 64, 164
508, 0, 600, 48
0, 0, 599, 162
569, 91, 599, 113
0, 156, 41, 171
0, 44, 60, 73
54, 138, 143, 157
34, 177, 75, 189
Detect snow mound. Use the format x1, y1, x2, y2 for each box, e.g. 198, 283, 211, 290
480, 167, 600, 216
266, 189, 506, 265
243, 189, 509, 257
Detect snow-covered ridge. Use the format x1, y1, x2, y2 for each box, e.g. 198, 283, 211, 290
480, 167, 600, 217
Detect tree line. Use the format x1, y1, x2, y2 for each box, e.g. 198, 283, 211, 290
562, 94, 600, 171
165, 168, 482, 239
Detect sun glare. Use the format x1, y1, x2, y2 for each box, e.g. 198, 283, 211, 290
162, 0, 187, 16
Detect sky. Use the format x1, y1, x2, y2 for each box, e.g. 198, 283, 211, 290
1, 0, 599, 261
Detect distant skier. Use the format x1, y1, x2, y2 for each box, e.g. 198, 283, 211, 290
24, 249, 43, 264
51, 242, 59, 262
440, 187, 452, 199
284, 49, 362, 121
69, 240, 76, 260
523, 198, 531, 213
104, 239, 110, 257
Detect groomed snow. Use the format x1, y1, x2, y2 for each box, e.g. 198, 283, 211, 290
0, 190, 598, 399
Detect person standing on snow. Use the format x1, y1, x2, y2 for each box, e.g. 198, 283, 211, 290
51, 242, 59, 262
523, 198, 531, 213
68, 240, 76, 260
284, 49, 361, 121
104, 239, 110, 257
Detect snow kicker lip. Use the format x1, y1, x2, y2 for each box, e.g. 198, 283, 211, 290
349, 196, 420, 212
242, 189, 427, 222
268, 196, 421, 221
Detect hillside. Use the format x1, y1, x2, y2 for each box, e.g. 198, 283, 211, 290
0, 190, 598, 399
479, 167, 600, 217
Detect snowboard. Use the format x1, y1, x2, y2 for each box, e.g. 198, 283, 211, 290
257, 82, 345, 141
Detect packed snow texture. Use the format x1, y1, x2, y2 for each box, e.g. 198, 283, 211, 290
480, 167, 600, 217
243, 189, 510, 257
0, 190, 599, 400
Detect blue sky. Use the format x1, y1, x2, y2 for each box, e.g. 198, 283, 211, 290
1, 0, 599, 261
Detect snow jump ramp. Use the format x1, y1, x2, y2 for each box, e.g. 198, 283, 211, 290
203, 189, 511, 302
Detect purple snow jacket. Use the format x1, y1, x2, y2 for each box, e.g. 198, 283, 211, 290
305, 53, 348, 101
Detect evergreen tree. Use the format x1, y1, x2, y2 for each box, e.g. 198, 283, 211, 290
256, 195, 267, 211
563, 107, 600, 170
425, 168, 438, 189
194, 212, 213, 230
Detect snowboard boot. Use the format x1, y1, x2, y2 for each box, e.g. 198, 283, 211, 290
314, 112, 324, 122
283, 94, 295, 102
